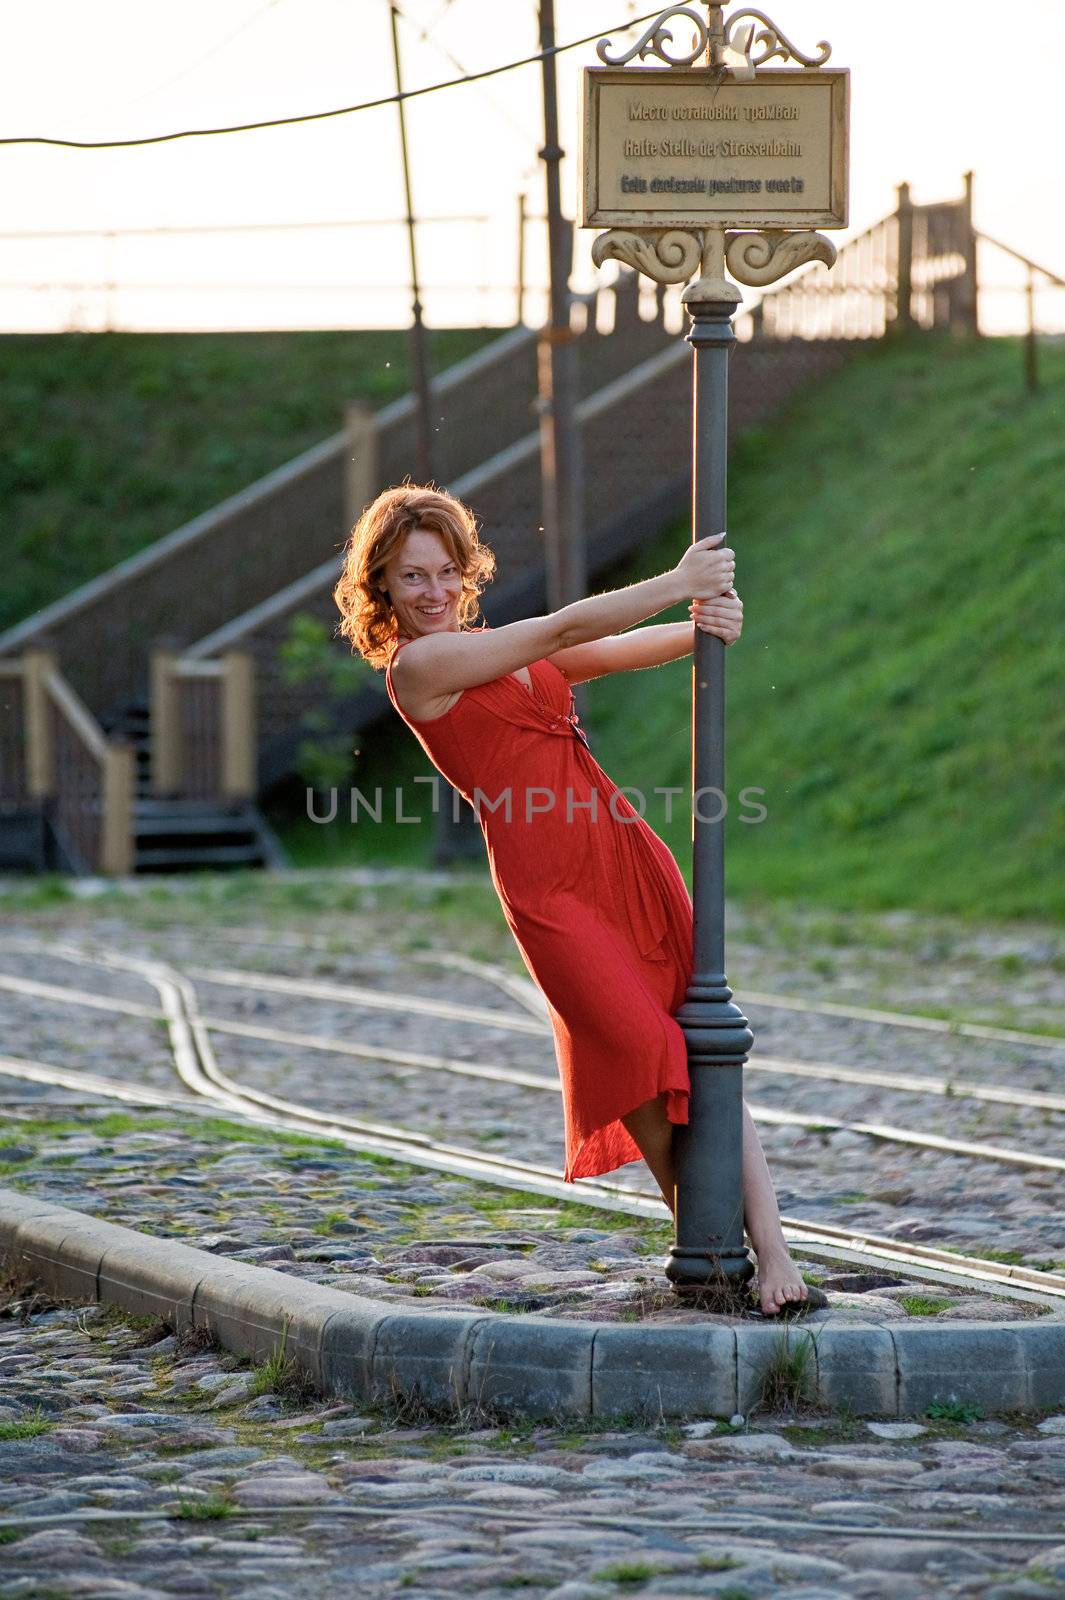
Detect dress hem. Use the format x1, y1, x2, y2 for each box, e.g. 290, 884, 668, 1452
563, 1083, 690, 1183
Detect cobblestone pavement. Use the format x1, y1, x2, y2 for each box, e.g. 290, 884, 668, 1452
1, 879, 1064, 1596
2, 1285, 1065, 1600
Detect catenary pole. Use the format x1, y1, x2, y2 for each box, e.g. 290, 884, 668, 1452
390, 3, 479, 863
537, 0, 586, 614
389, 3, 435, 486
517, 191, 527, 326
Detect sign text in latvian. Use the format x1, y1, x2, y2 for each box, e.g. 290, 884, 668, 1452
580, 67, 849, 230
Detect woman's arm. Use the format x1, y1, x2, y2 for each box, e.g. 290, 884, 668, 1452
547, 589, 744, 685
548, 621, 693, 684
393, 535, 735, 698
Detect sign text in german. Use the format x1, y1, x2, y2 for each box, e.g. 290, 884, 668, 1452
581, 67, 849, 230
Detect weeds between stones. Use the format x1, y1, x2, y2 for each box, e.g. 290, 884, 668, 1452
176, 1323, 221, 1358
174, 1493, 235, 1521
0, 1264, 74, 1324
926, 1400, 984, 1424
899, 1295, 955, 1316
248, 1320, 320, 1405
129, 1315, 174, 1348
0, 1406, 53, 1441
642, 1280, 757, 1319
755, 1329, 818, 1415
376, 1369, 507, 1432
591, 1562, 661, 1586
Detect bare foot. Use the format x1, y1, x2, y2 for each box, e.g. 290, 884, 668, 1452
753, 1243, 810, 1316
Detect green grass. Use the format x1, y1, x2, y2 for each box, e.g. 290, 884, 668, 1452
246, 1321, 318, 1405
899, 1294, 956, 1316
591, 1562, 659, 1587
0, 1408, 52, 1440
174, 1494, 234, 1521
965, 1246, 1028, 1266
926, 1399, 984, 1423
757, 1329, 818, 1413
0, 1110, 349, 1155
313, 1209, 352, 1235
0, 326, 499, 633
781, 1422, 854, 1446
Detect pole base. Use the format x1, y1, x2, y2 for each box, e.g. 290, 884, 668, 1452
665, 1244, 755, 1294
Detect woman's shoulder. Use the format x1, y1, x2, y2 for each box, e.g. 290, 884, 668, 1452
391, 622, 488, 664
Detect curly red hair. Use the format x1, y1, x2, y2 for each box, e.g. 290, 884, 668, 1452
334, 484, 496, 668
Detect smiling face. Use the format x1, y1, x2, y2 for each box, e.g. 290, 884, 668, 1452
381, 528, 465, 640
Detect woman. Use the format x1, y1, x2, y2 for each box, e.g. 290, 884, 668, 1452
335, 484, 811, 1316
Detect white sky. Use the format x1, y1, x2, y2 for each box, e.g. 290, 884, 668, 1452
2, 0, 1063, 333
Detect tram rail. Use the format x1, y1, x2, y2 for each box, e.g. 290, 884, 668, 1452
0, 935, 1062, 1308
1, 1044, 1063, 1309
1, 941, 1062, 1174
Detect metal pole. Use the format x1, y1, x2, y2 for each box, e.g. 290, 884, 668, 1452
537, 0, 586, 613
665, 280, 755, 1293
517, 191, 527, 327
895, 181, 915, 333
1025, 266, 1039, 394
389, 3, 478, 864
389, 3, 434, 485
962, 170, 979, 336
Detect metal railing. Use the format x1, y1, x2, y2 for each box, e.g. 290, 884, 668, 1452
0, 649, 133, 873
973, 231, 1065, 391
748, 210, 900, 342
150, 648, 256, 803
746, 173, 980, 343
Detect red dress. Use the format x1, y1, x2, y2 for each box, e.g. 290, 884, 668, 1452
385, 632, 694, 1181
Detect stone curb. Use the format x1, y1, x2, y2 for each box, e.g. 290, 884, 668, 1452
3, 1189, 1062, 1420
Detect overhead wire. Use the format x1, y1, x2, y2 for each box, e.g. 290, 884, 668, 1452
0, 9, 663, 151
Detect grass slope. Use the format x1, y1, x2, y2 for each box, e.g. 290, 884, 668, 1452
286, 333, 1064, 924
0, 327, 498, 632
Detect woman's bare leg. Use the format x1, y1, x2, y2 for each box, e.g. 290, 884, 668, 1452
741, 1101, 809, 1314
621, 1093, 675, 1211
620, 1093, 809, 1314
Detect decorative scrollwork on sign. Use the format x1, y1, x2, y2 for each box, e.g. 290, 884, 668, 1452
596, 5, 709, 68
725, 230, 837, 287
592, 228, 704, 285
724, 9, 832, 69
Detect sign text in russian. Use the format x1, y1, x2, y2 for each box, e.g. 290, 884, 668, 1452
580, 67, 849, 230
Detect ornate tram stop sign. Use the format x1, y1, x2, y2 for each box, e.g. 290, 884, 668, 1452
579, 4, 850, 1298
